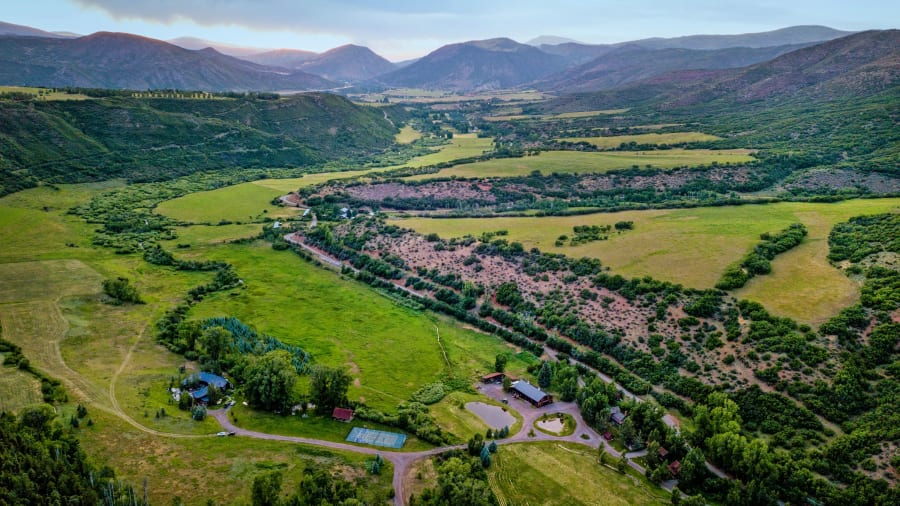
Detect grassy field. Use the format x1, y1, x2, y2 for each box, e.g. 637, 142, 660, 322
396, 125, 422, 144
78, 408, 393, 505
428, 391, 523, 440
187, 240, 529, 411
0, 362, 43, 412
226, 402, 434, 451
391, 199, 900, 324
559, 132, 721, 148
405, 149, 754, 181
485, 109, 630, 121
0, 85, 90, 100
155, 183, 302, 224
488, 442, 668, 505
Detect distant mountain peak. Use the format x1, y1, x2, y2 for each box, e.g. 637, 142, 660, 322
527, 35, 582, 46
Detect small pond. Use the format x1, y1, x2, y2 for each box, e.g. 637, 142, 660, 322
466, 402, 516, 428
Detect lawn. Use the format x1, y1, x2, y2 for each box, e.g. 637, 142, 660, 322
188, 241, 529, 411
155, 183, 301, 224
404, 149, 754, 181
391, 199, 900, 324
558, 131, 721, 148
226, 402, 434, 452
428, 391, 523, 440
488, 442, 668, 506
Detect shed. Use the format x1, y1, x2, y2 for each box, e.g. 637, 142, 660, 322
511, 380, 553, 407
332, 407, 354, 422
481, 372, 504, 383
610, 406, 626, 425
658, 446, 670, 459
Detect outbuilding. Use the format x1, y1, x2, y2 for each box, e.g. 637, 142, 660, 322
511, 380, 553, 407
332, 407, 354, 422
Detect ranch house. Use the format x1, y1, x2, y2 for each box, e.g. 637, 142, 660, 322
511, 380, 553, 407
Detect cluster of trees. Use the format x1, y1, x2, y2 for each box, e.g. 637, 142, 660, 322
409, 452, 497, 506
250, 463, 393, 506
0, 406, 141, 505
102, 277, 144, 304
828, 213, 899, 264
717, 223, 807, 289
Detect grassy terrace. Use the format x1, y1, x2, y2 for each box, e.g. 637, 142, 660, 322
404, 148, 754, 181
558, 131, 721, 147
391, 199, 900, 324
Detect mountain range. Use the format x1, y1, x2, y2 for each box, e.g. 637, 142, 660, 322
545, 29, 900, 112
0, 22, 878, 94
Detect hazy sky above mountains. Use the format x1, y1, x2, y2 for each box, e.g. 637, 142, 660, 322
7, 0, 898, 60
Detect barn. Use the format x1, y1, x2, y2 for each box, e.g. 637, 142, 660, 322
511, 380, 553, 407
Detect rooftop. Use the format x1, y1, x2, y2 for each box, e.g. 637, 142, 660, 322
511, 380, 550, 403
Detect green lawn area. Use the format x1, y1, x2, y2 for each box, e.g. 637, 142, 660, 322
404, 149, 754, 181
488, 442, 668, 506
533, 413, 576, 437
428, 391, 523, 440
558, 131, 721, 148
391, 199, 900, 324
226, 402, 435, 452
187, 240, 529, 411
155, 182, 301, 224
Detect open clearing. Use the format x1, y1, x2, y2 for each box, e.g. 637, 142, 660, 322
396, 125, 422, 144
404, 149, 754, 181
392, 199, 900, 324
488, 442, 668, 505
558, 131, 721, 147
0, 85, 90, 100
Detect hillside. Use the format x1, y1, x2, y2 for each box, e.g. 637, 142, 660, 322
378, 38, 567, 91
167, 36, 270, 58
0, 92, 397, 195
630, 25, 853, 50
295, 45, 396, 82
537, 43, 812, 93
0, 32, 336, 92
546, 30, 900, 110
242, 48, 319, 68
0, 20, 70, 38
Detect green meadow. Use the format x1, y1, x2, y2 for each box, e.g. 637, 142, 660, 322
404, 148, 754, 181
559, 131, 721, 148
391, 199, 900, 324
488, 442, 668, 506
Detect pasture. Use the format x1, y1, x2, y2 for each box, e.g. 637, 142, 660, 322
485, 109, 630, 121
391, 199, 900, 324
559, 131, 721, 148
155, 183, 301, 224
187, 241, 530, 411
404, 148, 754, 181
488, 442, 668, 505
0, 85, 90, 100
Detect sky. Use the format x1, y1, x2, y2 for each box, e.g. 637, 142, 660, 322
3, 0, 898, 60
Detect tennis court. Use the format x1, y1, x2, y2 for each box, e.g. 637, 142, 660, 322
346, 427, 407, 449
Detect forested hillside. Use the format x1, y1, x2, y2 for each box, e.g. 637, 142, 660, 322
0, 92, 398, 196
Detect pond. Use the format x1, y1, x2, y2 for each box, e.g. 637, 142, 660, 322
466, 402, 516, 428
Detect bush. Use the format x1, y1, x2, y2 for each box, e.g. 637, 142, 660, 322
410, 382, 446, 405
